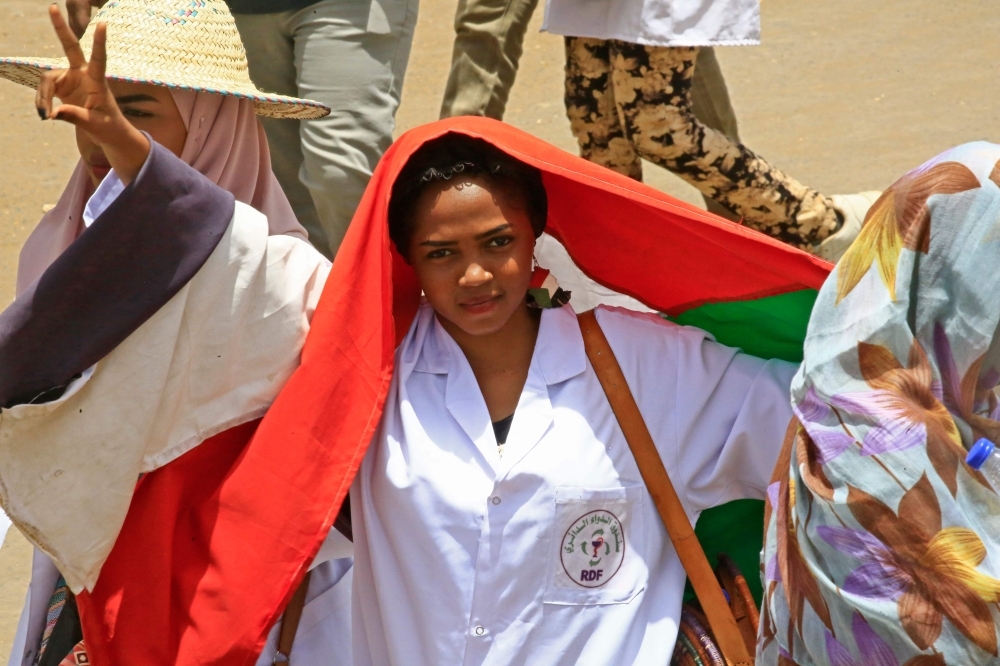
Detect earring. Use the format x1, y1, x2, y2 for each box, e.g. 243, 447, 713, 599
527, 258, 571, 309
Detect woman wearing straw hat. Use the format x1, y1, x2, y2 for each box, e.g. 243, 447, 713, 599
4, 0, 335, 293
0, 3, 356, 665
65, 0, 419, 261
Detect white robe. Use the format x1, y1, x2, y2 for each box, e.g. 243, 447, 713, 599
4, 176, 355, 666
0, 199, 330, 593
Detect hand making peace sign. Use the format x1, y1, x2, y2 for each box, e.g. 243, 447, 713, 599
36, 4, 150, 184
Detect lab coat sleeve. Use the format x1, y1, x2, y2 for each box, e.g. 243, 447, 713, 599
595, 306, 796, 516
667, 325, 796, 514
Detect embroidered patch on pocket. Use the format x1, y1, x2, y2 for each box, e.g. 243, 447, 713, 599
544, 486, 646, 605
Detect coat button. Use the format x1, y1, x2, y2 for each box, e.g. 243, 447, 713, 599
491, 496, 501, 505
474, 626, 485, 636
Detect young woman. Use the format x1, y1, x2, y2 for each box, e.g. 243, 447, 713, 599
340, 130, 804, 664
0, 3, 353, 665
16, 15, 309, 294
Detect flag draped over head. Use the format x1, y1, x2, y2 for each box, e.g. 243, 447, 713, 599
73, 117, 830, 663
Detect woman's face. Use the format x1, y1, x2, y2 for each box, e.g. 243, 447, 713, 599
408, 175, 536, 338
76, 80, 187, 187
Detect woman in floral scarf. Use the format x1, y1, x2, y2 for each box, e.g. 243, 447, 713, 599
759, 142, 1000, 665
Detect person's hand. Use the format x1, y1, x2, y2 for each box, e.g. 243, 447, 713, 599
66, 0, 105, 39
37, 4, 149, 184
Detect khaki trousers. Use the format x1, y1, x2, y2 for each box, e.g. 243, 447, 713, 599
439, 0, 539, 119
234, 0, 419, 258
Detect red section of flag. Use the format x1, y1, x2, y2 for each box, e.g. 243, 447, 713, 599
74, 117, 831, 664
77, 420, 264, 662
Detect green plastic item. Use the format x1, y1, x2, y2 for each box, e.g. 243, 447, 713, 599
667, 289, 817, 605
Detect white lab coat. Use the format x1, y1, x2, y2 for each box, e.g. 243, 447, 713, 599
351, 302, 795, 665
542, 0, 759, 47
254, 547, 355, 666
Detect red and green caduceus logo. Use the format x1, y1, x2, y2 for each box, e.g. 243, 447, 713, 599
560, 509, 625, 588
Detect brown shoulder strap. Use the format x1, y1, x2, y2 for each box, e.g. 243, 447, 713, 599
577, 310, 754, 666
272, 570, 312, 665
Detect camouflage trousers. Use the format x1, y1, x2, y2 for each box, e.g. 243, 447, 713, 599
564, 37, 840, 250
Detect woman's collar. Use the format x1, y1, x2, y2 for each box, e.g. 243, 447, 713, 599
410, 303, 587, 386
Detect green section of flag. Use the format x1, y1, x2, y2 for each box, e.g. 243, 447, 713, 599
669, 288, 817, 364
689, 499, 766, 600
669, 289, 817, 605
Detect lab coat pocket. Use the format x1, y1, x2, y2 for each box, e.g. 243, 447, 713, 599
543, 486, 646, 605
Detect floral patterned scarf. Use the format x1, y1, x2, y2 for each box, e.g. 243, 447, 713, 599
759, 142, 1000, 665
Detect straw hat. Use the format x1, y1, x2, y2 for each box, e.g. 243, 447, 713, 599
0, 0, 329, 119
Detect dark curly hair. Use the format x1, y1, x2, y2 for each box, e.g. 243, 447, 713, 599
387, 133, 548, 256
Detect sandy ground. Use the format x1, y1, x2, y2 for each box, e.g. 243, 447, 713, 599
1, 0, 998, 656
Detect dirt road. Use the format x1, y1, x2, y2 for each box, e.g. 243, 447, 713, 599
1, 0, 997, 656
